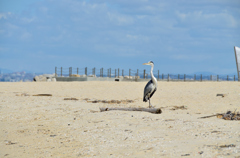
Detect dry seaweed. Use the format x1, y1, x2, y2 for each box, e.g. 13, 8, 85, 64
217, 110, 240, 120
198, 110, 240, 121
84, 99, 134, 104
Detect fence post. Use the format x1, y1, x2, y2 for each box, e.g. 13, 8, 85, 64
143, 70, 146, 79
162, 74, 164, 80
55, 67, 57, 77
110, 68, 111, 78
184, 74, 186, 82
210, 75, 212, 81
227, 75, 229, 81
61, 67, 62, 77
102, 68, 104, 77
122, 69, 124, 77
69, 67, 72, 77
77, 68, 79, 75
115, 69, 116, 78
194, 74, 196, 81
168, 74, 170, 82
158, 70, 159, 80
85, 67, 87, 76
137, 69, 139, 78
129, 69, 131, 79
217, 75, 219, 81
234, 75, 235, 81
118, 68, 119, 78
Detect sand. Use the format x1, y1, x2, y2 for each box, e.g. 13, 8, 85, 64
0, 81, 240, 157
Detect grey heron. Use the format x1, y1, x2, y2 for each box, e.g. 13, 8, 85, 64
143, 61, 158, 108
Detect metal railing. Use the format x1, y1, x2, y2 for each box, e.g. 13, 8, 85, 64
55, 67, 239, 81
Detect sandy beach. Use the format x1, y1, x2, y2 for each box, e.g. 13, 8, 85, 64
0, 81, 240, 157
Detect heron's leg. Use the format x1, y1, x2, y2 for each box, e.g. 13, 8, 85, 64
149, 99, 152, 108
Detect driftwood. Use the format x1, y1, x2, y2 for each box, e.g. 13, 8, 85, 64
216, 94, 227, 97
198, 110, 240, 120
32, 94, 52, 96
64, 98, 79, 100
99, 107, 162, 114
198, 114, 220, 119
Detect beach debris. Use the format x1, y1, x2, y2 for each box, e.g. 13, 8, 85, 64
170, 105, 187, 110
33, 94, 52, 96
198, 110, 240, 120
181, 154, 190, 156
164, 119, 175, 121
83, 98, 134, 104
216, 94, 227, 97
217, 110, 240, 120
33, 74, 56, 82
64, 98, 78, 100
16, 93, 30, 96
219, 144, 236, 148
211, 131, 221, 134
89, 110, 99, 113
198, 151, 204, 155
99, 107, 162, 114
5, 140, 17, 145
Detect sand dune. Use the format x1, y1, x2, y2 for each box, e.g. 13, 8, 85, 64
0, 81, 240, 157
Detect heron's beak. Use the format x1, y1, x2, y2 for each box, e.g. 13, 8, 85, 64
143, 63, 149, 65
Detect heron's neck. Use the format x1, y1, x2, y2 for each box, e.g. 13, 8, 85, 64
150, 65, 157, 86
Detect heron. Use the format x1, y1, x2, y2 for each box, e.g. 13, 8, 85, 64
143, 61, 158, 108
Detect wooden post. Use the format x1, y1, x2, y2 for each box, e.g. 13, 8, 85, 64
184, 74, 186, 82
162, 74, 164, 80
144, 70, 146, 79
217, 75, 219, 81
194, 74, 196, 81
110, 68, 111, 78
158, 70, 159, 80
178, 74, 180, 80
55, 67, 57, 77
129, 69, 131, 79
234, 75, 235, 81
201, 74, 202, 82
61, 67, 62, 77
115, 69, 116, 78
122, 69, 124, 77
118, 68, 119, 78
85, 67, 87, 76
77, 68, 79, 75
210, 75, 212, 81
137, 69, 139, 78
69, 67, 71, 77
168, 74, 170, 82
227, 75, 229, 81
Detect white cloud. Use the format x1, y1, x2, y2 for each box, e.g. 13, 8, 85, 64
0, 12, 12, 19
176, 10, 238, 28
107, 12, 134, 25
21, 31, 32, 40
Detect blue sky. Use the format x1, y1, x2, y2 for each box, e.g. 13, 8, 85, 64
0, 0, 240, 74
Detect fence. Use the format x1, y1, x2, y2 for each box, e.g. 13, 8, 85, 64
55, 67, 239, 81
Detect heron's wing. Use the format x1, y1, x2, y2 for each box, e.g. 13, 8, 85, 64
150, 87, 157, 98
143, 80, 155, 101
